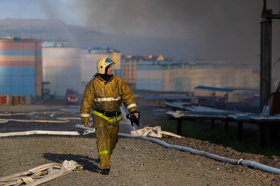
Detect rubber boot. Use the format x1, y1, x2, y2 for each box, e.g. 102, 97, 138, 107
100, 169, 110, 175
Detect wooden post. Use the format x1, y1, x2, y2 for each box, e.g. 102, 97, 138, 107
260, 122, 265, 148
237, 121, 243, 141
211, 119, 215, 129
260, 18, 272, 111
265, 123, 271, 147
270, 124, 279, 145
177, 119, 182, 135
224, 120, 229, 131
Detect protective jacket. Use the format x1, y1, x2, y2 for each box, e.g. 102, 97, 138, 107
80, 75, 137, 122
80, 74, 137, 170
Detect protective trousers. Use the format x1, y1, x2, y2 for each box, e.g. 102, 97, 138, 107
92, 114, 119, 169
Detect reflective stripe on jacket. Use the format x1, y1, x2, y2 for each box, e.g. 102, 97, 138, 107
80, 75, 137, 123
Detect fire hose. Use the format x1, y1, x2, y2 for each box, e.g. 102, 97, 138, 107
118, 133, 280, 174
1, 111, 280, 174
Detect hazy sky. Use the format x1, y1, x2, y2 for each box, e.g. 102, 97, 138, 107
0, 0, 279, 65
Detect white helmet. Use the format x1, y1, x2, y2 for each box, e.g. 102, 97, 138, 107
96, 57, 115, 74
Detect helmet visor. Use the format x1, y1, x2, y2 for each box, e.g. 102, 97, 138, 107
105, 58, 115, 65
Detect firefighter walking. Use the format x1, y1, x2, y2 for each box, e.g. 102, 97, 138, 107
80, 57, 140, 175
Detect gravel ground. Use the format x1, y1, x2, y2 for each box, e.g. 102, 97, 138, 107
0, 103, 280, 185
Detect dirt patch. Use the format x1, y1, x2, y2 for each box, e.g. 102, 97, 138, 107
0, 103, 280, 185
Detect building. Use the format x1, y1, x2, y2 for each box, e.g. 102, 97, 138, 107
0, 37, 42, 103
121, 55, 164, 89
121, 55, 142, 89
136, 59, 186, 92
190, 61, 259, 98
132, 58, 259, 102
142, 54, 164, 60
42, 43, 81, 99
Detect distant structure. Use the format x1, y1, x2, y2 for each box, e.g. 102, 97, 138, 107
136, 59, 187, 92
81, 47, 121, 93
188, 61, 259, 92
122, 57, 259, 103
42, 42, 81, 99
0, 36, 262, 106
0, 37, 42, 104
121, 55, 164, 89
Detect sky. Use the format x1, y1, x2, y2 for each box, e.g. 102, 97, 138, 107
0, 0, 279, 66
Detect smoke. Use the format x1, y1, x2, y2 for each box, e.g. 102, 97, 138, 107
82, 0, 240, 39
38, 0, 80, 46
36, 0, 280, 64
71, 0, 278, 63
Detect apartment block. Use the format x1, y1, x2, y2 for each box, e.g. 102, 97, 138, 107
0, 37, 42, 101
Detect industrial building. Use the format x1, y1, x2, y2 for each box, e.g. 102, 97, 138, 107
124, 57, 259, 103
0, 37, 261, 105
136, 59, 188, 92
0, 37, 42, 104
121, 55, 164, 89
187, 61, 259, 93
42, 42, 81, 100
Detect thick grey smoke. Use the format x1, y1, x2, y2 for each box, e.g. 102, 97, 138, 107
39, 0, 280, 65
39, 1, 79, 46
75, 0, 279, 64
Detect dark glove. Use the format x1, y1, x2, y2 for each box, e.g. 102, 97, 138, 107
126, 111, 140, 127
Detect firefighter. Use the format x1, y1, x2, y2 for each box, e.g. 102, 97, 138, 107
80, 57, 140, 175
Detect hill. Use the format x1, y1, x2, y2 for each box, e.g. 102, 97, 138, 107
0, 18, 185, 58
0, 18, 113, 45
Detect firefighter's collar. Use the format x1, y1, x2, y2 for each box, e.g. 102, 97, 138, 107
97, 74, 114, 83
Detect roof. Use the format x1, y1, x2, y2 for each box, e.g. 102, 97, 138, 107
121, 54, 164, 61
83, 47, 120, 54
143, 95, 196, 100
195, 86, 234, 92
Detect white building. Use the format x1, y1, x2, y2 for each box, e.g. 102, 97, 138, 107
42, 45, 81, 99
